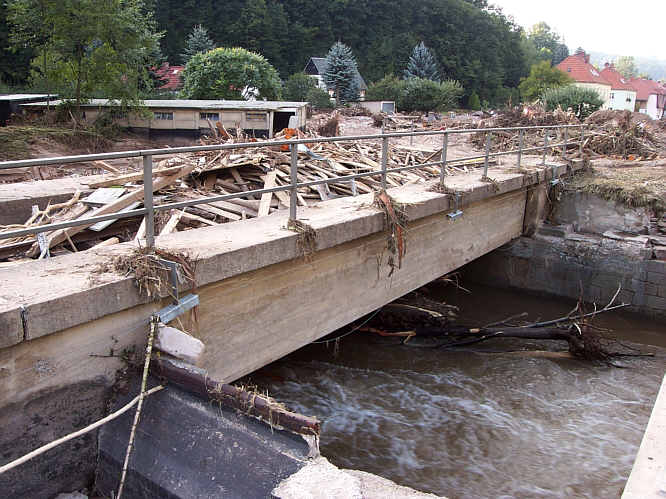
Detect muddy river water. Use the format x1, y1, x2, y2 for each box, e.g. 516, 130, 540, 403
250, 283, 666, 498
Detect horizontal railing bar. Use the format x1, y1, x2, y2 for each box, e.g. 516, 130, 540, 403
0, 125, 588, 170
0, 208, 147, 240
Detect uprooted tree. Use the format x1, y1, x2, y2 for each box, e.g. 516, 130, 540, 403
356, 285, 649, 366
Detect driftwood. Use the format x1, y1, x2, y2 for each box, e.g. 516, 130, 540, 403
152, 356, 321, 437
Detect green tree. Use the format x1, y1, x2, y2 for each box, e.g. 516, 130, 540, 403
8, 0, 162, 109
615, 56, 638, 78
180, 25, 214, 64
468, 91, 481, 110
541, 85, 603, 119
400, 77, 463, 112
306, 87, 333, 109
528, 22, 568, 65
283, 72, 317, 101
181, 46, 281, 100
519, 61, 573, 101
365, 74, 406, 103
322, 41, 360, 105
404, 42, 440, 82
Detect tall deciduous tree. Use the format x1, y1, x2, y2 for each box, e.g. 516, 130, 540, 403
7, 0, 162, 109
528, 22, 569, 65
322, 42, 359, 105
615, 56, 638, 79
404, 42, 440, 82
181, 47, 281, 100
518, 60, 573, 101
180, 25, 214, 64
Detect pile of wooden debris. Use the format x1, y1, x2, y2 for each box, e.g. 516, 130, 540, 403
0, 132, 471, 263
470, 107, 661, 160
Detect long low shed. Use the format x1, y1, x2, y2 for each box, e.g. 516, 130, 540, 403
22, 99, 308, 138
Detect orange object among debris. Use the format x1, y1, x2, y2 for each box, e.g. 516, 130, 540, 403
280, 128, 298, 151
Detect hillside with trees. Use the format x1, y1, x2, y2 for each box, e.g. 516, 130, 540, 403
0, 0, 579, 107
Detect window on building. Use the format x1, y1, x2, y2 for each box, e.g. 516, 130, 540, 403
153, 111, 173, 120
246, 112, 267, 121
611, 93, 615, 99
200, 112, 219, 121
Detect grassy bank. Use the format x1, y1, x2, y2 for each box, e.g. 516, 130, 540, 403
0, 126, 112, 161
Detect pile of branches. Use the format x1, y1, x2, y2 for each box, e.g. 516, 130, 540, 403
583, 110, 659, 160
362, 286, 650, 366
469, 107, 579, 154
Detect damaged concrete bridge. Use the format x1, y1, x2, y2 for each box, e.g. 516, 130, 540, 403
0, 128, 583, 496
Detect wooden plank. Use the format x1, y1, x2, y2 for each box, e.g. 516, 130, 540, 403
258, 171, 277, 217
196, 204, 241, 221
210, 200, 257, 218
159, 210, 184, 235
180, 211, 219, 227
28, 164, 195, 256
81, 165, 186, 188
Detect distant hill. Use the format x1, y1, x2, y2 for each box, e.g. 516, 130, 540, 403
588, 51, 666, 80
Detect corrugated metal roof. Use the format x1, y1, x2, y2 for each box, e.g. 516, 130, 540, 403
23, 99, 308, 111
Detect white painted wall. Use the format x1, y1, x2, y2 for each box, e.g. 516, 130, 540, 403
608, 90, 636, 112
646, 94, 663, 120
575, 82, 612, 109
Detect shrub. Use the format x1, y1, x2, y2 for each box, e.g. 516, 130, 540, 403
400, 78, 463, 112
519, 61, 574, 102
468, 92, 481, 110
306, 87, 334, 109
283, 72, 318, 101
181, 47, 281, 100
365, 74, 406, 103
541, 85, 604, 119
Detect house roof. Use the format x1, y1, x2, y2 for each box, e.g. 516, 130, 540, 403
599, 64, 636, 91
556, 52, 610, 86
629, 77, 666, 102
304, 57, 368, 90
23, 99, 308, 111
153, 64, 184, 91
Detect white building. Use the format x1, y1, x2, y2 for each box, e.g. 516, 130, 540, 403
600, 63, 637, 112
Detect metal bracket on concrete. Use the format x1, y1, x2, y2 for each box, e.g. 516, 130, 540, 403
550, 164, 560, 186
155, 257, 199, 323
157, 293, 200, 324
447, 192, 463, 220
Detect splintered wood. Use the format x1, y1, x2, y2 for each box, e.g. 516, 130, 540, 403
0, 131, 463, 262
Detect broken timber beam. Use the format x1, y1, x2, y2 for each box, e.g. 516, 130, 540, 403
152, 357, 320, 437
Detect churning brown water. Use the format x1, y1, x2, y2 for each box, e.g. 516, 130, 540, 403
249, 284, 666, 498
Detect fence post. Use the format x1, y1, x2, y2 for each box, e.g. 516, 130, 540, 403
290, 144, 298, 221
381, 136, 389, 190
517, 129, 524, 168
541, 131, 548, 166
483, 132, 491, 177
563, 127, 568, 159
440, 132, 448, 184
142, 155, 155, 249
579, 125, 586, 156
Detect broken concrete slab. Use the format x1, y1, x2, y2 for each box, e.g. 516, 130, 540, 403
155, 324, 205, 365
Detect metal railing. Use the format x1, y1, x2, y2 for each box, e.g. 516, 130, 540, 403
0, 124, 589, 249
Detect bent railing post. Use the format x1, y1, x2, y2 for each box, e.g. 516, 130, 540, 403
483, 132, 491, 176
142, 155, 155, 248
517, 129, 524, 168
440, 132, 448, 184
381, 135, 389, 190
290, 144, 298, 221
563, 127, 568, 159
541, 131, 548, 166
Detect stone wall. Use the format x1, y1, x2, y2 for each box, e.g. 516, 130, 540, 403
464, 190, 666, 319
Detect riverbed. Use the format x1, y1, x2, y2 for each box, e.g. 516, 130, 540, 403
249, 283, 666, 498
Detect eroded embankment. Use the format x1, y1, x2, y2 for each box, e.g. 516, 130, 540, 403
465, 162, 666, 318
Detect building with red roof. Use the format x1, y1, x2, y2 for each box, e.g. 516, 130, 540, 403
556, 52, 611, 109
599, 63, 637, 112
153, 64, 185, 92
629, 77, 665, 120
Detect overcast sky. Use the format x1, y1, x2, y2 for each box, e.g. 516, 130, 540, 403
492, 0, 664, 59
